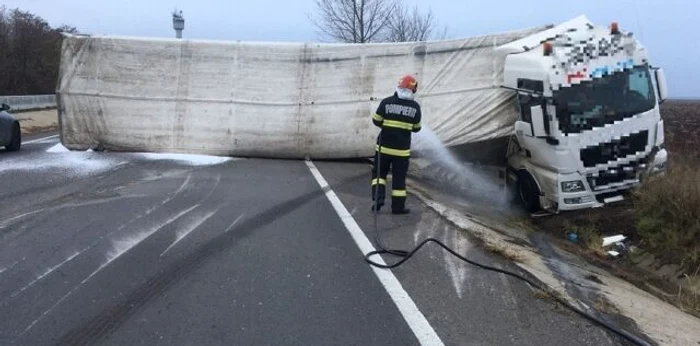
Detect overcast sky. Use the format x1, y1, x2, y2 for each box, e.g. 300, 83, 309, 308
7, 0, 698, 98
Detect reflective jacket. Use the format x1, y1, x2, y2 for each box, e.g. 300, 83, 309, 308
372, 92, 422, 157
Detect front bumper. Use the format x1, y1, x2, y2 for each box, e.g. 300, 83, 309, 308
545, 148, 669, 212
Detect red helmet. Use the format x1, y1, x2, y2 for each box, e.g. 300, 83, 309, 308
397, 75, 418, 93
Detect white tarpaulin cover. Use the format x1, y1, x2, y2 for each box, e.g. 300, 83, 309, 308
57, 25, 546, 159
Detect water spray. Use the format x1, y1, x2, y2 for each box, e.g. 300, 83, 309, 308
365, 128, 652, 346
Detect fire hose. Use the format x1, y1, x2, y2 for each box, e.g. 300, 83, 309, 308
364, 137, 651, 346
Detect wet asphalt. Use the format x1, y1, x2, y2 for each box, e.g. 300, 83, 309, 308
0, 134, 630, 345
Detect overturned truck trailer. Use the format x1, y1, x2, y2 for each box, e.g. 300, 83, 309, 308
56, 25, 547, 159
57, 15, 671, 213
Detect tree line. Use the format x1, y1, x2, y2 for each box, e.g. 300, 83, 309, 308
0, 7, 76, 95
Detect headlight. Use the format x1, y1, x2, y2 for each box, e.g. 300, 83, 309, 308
561, 180, 586, 192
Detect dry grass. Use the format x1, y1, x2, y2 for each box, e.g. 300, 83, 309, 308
484, 243, 525, 263
15, 108, 58, 134
565, 223, 608, 258
676, 272, 700, 313
634, 157, 700, 272
594, 296, 620, 315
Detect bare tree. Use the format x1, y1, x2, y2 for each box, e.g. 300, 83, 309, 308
387, 3, 449, 42
386, 4, 430, 42
311, 0, 447, 43
310, 0, 397, 43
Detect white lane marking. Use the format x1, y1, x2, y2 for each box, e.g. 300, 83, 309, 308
23, 134, 58, 144
160, 208, 221, 257
304, 160, 445, 346
18, 204, 198, 337
10, 250, 83, 298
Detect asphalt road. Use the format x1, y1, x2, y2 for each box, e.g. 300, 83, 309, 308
0, 135, 629, 346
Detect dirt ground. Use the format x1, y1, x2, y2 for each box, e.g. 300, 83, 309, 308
13, 108, 58, 134
531, 99, 700, 316
662, 100, 700, 159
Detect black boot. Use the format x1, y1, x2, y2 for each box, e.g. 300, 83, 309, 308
371, 201, 384, 212
391, 208, 411, 215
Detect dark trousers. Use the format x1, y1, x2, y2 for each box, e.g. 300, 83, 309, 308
371, 152, 409, 211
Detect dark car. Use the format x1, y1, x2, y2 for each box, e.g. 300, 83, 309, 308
0, 103, 21, 151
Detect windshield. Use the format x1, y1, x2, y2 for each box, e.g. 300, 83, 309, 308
554, 65, 656, 134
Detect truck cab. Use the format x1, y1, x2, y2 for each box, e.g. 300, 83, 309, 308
498, 16, 668, 212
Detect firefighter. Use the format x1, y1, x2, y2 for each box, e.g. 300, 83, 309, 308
371, 74, 422, 214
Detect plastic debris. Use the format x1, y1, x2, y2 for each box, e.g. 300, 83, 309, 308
602, 235, 627, 247
566, 231, 579, 243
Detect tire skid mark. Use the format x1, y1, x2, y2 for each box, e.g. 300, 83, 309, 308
17, 204, 199, 338
54, 176, 349, 345
53, 171, 365, 345
0, 164, 191, 232
2, 174, 192, 306
0, 160, 134, 217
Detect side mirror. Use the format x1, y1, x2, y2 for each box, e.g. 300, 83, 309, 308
655, 68, 668, 103
0, 103, 9, 111
530, 105, 547, 137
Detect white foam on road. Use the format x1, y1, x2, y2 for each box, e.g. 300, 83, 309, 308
160, 210, 240, 257
2, 153, 118, 174
19, 204, 198, 337
0, 142, 119, 175
440, 225, 471, 300
46, 143, 69, 152
108, 204, 199, 262
3, 141, 234, 176
304, 160, 445, 346
11, 250, 84, 298
138, 152, 234, 166
0, 260, 19, 275
0, 194, 145, 230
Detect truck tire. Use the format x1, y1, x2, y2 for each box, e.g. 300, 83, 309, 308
518, 171, 541, 213
6, 122, 21, 152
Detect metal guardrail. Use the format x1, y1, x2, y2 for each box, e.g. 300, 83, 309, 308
0, 94, 56, 111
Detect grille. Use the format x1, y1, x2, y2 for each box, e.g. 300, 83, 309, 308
580, 130, 649, 168
586, 158, 648, 190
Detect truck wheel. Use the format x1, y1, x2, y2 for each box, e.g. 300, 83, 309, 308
518, 171, 541, 213
6, 122, 21, 152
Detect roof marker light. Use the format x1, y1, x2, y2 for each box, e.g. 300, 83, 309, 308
543, 42, 553, 56
611, 22, 620, 35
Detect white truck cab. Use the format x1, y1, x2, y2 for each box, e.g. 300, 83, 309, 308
498, 16, 668, 212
